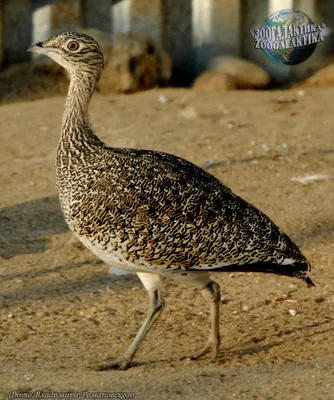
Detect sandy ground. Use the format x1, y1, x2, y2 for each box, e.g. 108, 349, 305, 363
1, 87, 334, 400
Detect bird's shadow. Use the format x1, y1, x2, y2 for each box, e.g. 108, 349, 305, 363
97, 317, 334, 370
0, 262, 141, 309
220, 317, 334, 360
0, 196, 68, 259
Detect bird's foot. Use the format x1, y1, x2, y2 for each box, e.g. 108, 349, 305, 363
190, 340, 219, 363
95, 357, 131, 371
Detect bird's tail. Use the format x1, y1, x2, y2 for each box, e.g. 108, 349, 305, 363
215, 261, 315, 287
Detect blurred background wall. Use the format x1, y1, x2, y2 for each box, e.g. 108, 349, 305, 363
0, 0, 333, 85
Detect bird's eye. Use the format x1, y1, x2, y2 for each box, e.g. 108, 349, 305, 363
67, 41, 79, 51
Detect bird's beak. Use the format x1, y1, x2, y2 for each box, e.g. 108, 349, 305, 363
27, 42, 58, 55
28, 41, 45, 54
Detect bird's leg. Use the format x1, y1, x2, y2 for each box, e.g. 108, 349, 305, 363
190, 280, 221, 362
168, 272, 220, 362
96, 272, 164, 371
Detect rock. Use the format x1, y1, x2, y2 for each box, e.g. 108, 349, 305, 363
179, 105, 198, 119
315, 297, 325, 304
100, 34, 171, 93
158, 94, 169, 103
206, 55, 270, 89
296, 64, 334, 88
193, 70, 236, 92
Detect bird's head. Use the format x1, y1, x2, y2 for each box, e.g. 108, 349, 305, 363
28, 32, 104, 79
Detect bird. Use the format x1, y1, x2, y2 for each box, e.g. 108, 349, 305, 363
28, 32, 314, 370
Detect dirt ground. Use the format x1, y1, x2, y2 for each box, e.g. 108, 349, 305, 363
1, 86, 334, 400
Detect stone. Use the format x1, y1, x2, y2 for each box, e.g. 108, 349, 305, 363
296, 64, 334, 88
206, 55, 270, 89
99, 33, 171, 93
192, 70, 236, 92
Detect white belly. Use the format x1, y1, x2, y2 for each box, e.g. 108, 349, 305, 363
78, 235, 160, 273
77, 235, 214, 289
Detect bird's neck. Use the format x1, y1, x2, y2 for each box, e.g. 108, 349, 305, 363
61, 71, 102, 148
62, 72, 95, 130
57, 70, 105, 177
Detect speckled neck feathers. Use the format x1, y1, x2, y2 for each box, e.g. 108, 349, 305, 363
61, 71, 101, 145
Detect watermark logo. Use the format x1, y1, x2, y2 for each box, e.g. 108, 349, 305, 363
250, 9, 326, 65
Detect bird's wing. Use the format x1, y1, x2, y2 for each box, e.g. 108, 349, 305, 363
75, 147, 306, 268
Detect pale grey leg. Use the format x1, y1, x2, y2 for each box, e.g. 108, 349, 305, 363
170, 272, 221, 362
190, 280, 221, 362
97, 272, 164, 371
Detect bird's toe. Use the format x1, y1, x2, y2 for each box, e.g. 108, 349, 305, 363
190, 340, 219, 362
190, 343, 211, 360
95, 357, 131, 371
210, 346, 219, 363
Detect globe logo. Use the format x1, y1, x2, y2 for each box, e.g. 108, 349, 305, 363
251, 9, 326, 65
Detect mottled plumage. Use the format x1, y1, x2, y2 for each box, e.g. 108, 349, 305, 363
28, 32, 314, 370
59, 145, 307, 272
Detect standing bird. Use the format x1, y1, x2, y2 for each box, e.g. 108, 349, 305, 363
28, 32, 314, 370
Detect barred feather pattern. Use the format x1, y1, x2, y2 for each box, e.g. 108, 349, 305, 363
57, 129, 307, 272
51, 32, 311, 281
